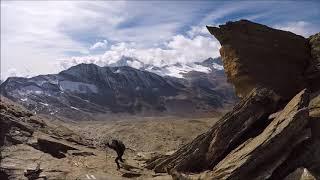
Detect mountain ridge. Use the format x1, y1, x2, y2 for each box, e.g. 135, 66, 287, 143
0, 58, 236, 120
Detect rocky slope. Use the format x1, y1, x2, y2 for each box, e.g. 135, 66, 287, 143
146, 20, 320, 179
0, 96, 95, 179
0, 59, 235, 120
0, 96, 221, 180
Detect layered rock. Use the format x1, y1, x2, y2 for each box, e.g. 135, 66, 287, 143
208, 89, 310, 179
207, 20, 312, 99
146, 87, 280, 172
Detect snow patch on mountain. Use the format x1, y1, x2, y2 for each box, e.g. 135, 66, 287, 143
70, 106, 80, 110
159, 63, 211, 78
14, 85, 44, 96
59, 81, 98, 93
20, 98, 28, 102
39, 102, 49, 106
108, 56, 224, 78
212, 63, 224, 70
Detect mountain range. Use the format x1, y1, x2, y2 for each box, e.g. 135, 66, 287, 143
0, 57, 236, 120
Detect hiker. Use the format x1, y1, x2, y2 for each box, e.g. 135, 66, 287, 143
106, 139, 126, 169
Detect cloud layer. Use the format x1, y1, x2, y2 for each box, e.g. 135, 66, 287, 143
59, 33, 220, 70
1, 1, 320, 80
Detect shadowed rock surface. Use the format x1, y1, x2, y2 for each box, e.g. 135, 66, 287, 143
146, 87, 280, 173
208, 89, 310, 179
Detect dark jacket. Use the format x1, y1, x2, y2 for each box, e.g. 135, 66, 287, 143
107, 139, 125, 156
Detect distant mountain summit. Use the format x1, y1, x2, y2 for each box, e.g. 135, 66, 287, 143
0, 59, 236, 120
108, 56, 224, 78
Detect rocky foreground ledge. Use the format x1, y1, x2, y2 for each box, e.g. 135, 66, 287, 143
146, 20, 320, 179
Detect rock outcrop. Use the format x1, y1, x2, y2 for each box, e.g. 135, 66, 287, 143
0, 97, 96, 179
147, 20, 320, 180
209, 89, 310, 179
207, 20, 312, 99
146, 87, 281, 172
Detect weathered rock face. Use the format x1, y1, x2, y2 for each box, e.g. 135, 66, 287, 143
309, 33, 320, 70
209, 89, 310, 179
0, 97, 96, 179
307, 33, 320, 91
207, 20, 311, 99
284, 168, 317, 180
146, 87, 280, 173
309, 90, 320, 118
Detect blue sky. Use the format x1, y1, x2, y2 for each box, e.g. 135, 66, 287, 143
1, 1, 320, 80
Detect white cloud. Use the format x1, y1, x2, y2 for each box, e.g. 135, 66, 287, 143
6, 68, 21, 78
2, 1, 319, 80
0, 1, 196, 80
187, 26, 211, 38
59, 33, 221, 70
0, 1, 136, 80
274, 21, 318, 37
89, 40, 108, 50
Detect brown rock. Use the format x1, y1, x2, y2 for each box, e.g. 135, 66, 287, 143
309, 33, 320, 71
208, 89, 310, 179
284, 168, 317, 180
146, 87, 280, 173
306, 33, 320, 91
207, 20, 311, 99
268, 138, 320, 180
309, 89, 320, 118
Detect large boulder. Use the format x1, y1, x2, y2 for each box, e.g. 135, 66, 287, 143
207, 20, 312, 99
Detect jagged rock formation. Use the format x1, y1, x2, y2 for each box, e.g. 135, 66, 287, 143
146, 20, 320, 179
208, 89, 310, 179
207, 20, 312, 99
146, 87, 280, 172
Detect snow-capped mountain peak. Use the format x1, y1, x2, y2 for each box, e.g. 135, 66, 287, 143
107, 56, 224, 78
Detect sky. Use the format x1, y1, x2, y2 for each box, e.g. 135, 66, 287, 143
1, 1, 320, 80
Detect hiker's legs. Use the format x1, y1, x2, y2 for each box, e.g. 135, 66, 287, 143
119, 155, 124, 163
115, 157, 120, 169
117, 151, 124, 162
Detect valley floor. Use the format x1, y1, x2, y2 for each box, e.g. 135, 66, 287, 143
57, 117, 220, 179
1, 96, 221, 180
64, 117, 219, 153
